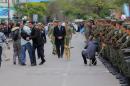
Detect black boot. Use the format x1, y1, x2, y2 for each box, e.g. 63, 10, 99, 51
0, 62, 1, 68
92, 58, 97, 66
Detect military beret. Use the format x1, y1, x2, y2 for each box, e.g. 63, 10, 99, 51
127, 25, 130, 29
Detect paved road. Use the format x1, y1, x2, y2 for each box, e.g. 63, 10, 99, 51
0, 33, 120, 86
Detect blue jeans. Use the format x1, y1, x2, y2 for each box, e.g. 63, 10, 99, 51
21, 42, 33, 64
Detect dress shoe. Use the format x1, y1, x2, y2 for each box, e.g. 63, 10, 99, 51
39, 60, 46, 65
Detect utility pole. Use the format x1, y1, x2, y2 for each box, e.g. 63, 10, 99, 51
8, 0, 10, 23
7, 0, 10, 33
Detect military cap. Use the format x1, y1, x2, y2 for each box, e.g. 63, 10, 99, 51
127, 25, 130, 30
123, 23, 130, 29
96, 19, 105, 23
105, 17, 111, 20
88, 17, 93, 21
111, 19, 117, 26
116, 19, 124, 25
111, 19, 116, 22
53, 19, 60, 22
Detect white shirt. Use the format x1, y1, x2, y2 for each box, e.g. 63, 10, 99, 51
121, 14, 127, 20
21, 25, 32, 46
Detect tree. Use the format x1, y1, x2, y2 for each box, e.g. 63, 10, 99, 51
114, 0, 130, 6
14, 2, 48, 21
48, 0, 117, 19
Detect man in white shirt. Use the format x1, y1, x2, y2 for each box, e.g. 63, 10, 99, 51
20, 21, 34, 66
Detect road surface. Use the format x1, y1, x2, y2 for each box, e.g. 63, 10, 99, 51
0, 33, 120, 86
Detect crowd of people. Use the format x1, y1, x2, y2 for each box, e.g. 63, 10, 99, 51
0, 18, 104, 68
0, 19, 76, 67
0, 22, 13, 37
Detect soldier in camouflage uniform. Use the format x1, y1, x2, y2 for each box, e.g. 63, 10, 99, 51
11, 23, 21, 65
48, 23, 57, 55
64, 22, 74, 60
118, 24, 130, 78
94, 19, 130, 83
84, 21, 92, 41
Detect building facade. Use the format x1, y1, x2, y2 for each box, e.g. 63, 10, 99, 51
0, 0, 17, 20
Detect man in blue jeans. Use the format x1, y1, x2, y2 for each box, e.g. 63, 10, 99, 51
20, 21, 35, 66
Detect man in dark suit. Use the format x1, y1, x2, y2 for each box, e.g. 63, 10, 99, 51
31, 23, 46, 65
53, 20, 66, 58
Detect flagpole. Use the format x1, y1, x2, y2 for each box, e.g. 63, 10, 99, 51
8, 0, 10, 24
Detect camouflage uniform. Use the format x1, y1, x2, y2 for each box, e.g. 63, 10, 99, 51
11, 27, 21, 64
64, 25, 73, 60
119, 25, 130, 77
48, 25, 57, 55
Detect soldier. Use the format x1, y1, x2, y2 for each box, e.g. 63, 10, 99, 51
84, 21, 91, 41
117, 24, 130, 84
48, 23, 57, 55
11, 23, 21, 65
64, 22, 73, 60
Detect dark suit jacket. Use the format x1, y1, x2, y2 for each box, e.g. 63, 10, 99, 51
31, 28, 46, 46
53, 26, 66, 43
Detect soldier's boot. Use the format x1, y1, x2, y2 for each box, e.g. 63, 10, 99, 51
116, 73, 128, 85
0, 58, 1, 68
52, 48, 57, 55
66, 49, 69, 60
0, 60, 1, 68
52, 50, 55, 55
92, 57, 97, 66
68, 48, 71, 60
66, 48, 71, 60
119, 78, 128, 85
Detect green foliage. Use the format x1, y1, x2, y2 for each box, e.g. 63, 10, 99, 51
15, 0, 129, 20
114, 0, 130, 6
99, 8, 111, 18
48, 0, 119, 20
14, 2, 48, 18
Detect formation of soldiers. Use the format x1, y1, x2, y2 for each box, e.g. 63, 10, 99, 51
84, 19, 130, 84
